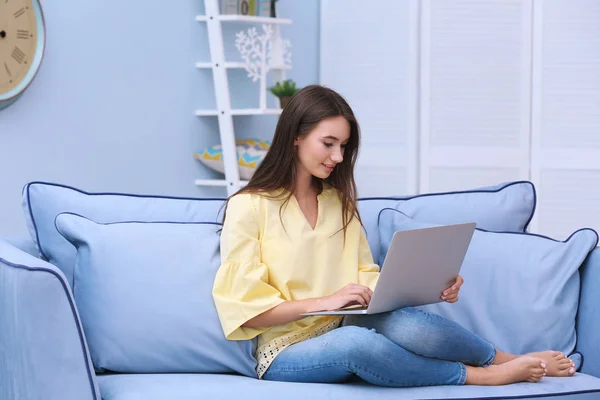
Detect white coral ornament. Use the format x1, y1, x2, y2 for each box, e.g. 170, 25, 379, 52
235, 25, 273, 83
235, 24, 292, 109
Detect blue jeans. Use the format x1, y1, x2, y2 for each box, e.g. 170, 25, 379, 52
262, 307, 496, 387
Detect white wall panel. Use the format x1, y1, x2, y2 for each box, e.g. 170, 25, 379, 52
420, 0, 532, 193
320, 0, 600, 238
320, 0, 419, 197
530, 0, 600, 238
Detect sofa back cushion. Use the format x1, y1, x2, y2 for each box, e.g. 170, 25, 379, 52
23, 180, 536, 286
378, 208, 598, 356
358, 181, 536, 264
22, 182, 226, 288
54, 213, 257, 376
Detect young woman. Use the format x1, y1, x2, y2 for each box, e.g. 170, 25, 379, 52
212, 85, 576, 387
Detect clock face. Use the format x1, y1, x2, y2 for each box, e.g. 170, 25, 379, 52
0, 0, 38, 96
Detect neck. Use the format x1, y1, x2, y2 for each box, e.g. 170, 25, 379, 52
294, 170, 316, 200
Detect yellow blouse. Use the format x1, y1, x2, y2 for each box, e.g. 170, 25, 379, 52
212, 184, 380, 378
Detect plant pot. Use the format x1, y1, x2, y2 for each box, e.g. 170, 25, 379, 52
279, 96, 292, 109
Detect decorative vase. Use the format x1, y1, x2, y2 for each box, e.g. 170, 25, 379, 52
279, 96, 291, 109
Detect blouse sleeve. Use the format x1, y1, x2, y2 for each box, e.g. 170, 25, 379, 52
357, 228, 380, 292
212, 193, 286, 341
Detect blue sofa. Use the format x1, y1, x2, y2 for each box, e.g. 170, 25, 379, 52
2, 181, 600, 400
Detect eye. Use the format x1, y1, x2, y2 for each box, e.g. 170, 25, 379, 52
324, 143, 333, 147
341, 144, 347, 149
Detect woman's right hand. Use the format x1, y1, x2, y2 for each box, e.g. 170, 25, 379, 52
244, 283, 374, 329
318, 283, 373, 311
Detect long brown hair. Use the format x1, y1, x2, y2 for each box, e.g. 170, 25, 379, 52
221, 84, 362, 238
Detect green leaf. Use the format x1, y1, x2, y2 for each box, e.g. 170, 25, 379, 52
268, 79, 300, 97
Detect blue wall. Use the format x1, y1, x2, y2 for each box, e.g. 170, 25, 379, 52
0, 0, 320, 236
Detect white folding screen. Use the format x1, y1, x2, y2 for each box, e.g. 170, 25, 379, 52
320, 0, 600, 238
530, 0, 600, 239
320, 0, 419, 197
420, 0, 532, 193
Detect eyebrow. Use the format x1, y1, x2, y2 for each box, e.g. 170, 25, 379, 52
323, 135, 349, 142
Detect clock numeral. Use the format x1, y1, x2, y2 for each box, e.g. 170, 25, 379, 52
4, 62, 11, 77
14, 7, 26, 18
11, 46, 25, 64
17, 29, 29, 39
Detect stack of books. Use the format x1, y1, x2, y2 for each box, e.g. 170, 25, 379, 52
221, 0, 275, 17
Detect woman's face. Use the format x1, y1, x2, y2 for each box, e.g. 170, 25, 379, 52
295, 116, 350, 180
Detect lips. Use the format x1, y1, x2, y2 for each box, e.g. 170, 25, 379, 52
322, 164, 334, 172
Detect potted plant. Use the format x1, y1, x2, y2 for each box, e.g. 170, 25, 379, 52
268, 79, 300, 109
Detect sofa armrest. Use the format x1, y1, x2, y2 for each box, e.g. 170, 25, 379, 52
576, 247, 600, 377
0, 239, 100, 400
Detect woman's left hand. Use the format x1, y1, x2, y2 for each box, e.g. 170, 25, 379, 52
441, 275, 464, 303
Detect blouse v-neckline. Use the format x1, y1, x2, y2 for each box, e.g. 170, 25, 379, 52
292, 194, 320, 231
291, 187, 329, 231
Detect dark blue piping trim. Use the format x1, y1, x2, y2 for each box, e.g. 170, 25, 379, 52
421, 388, 600, 400
53, 212, 223, 231
24, 181, 227, 261
377, 207, 599, 247
52, 213, 223, 285
569, 351, 585, 372
361, 181, 537, 232
0, 257, 98, 400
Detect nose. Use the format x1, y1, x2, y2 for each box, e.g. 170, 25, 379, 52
331, 149, 344, 163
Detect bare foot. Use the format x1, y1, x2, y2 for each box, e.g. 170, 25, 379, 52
465, 356, 546, 385
528, 351, 576, 377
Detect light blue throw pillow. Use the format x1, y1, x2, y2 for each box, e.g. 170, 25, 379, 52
54, 212, 256, 376
23, 181, 535, 286
358, 181, 536, 265
378, 208, 598, 356
22, 182, 226, 288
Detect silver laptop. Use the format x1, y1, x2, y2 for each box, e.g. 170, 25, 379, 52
300, 222, 476, 316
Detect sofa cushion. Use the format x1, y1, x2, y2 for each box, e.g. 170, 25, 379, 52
378, 209, 599, 357
22, 182, 226, 288
96, 372, 600, 400
23, 181, 535, 286
54, 213, 256, 377
358, 181, 536, 265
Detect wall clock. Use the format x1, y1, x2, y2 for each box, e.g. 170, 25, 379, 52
0, 0, 45, 110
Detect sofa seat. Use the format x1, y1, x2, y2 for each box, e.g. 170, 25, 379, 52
97, 372, 600, 400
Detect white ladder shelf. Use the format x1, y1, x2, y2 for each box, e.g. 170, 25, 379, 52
196, 0, 292, 196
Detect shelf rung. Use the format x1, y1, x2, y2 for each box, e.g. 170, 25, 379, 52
195, 110, 219, 116
232, 108, 282, 115
195, 179, 228, 187
195, 108, 282, 116
196, 15, 292, 25
195, 61, 291, 70
195, 179, 250, 187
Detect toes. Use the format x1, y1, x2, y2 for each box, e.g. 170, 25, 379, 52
559, 359, 574, 369
560, 368, 576, 377
553, 352, 567, 360
562, 359, 577, 372
554, 366, 576, 377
